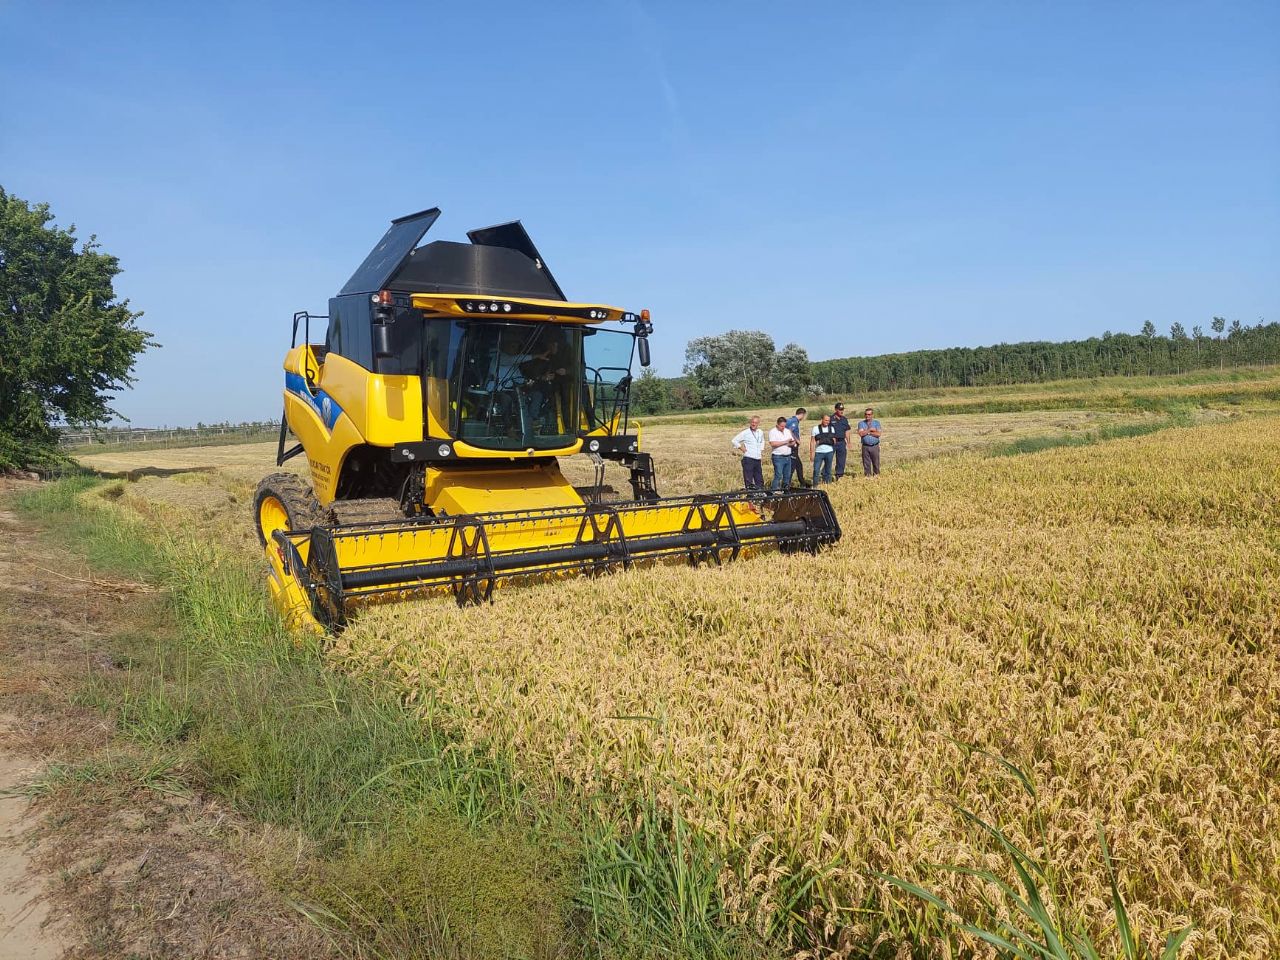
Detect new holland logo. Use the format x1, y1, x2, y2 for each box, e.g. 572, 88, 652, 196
321, 396, 333, 423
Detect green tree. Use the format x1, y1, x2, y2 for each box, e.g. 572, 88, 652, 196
772, 342, 811, 401
0, 187, 154, 470
683, 329, 777, 407
630, 367, 670, 415
1140, 320, 1157, 338
1211, 316, 1226, 337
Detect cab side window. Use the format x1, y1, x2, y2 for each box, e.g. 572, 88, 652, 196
325, 309, 342, 356
325, 296, 373, 369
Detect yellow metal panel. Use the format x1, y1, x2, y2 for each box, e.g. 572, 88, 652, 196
313, 353, 369, 436
365, 369, 423, 445
282, 392, 367, 505
423, 463, 584, 515
307, 353, 423, 446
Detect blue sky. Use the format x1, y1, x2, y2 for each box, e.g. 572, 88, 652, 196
2, 0, 1277, 426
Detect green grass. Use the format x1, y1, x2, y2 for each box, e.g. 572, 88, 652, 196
12, 479, 768, 960
3, 753, 189, 801
986, 409, 1193, 458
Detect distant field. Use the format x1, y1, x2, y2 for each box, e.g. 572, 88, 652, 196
69, 374, 1280, 957
646, 364, 1280, 423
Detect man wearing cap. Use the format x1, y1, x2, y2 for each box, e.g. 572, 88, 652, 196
858, 406, 883, 476
830, 402, 851, 479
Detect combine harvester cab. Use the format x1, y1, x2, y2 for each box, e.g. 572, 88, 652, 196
255, 208, 841, 631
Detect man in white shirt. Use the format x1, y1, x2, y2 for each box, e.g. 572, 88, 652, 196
731, 415, 766, 489
767, 416, 795, 491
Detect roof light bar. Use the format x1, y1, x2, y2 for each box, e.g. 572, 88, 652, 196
451, 298, 617, 321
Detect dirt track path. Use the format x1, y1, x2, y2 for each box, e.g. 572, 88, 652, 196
0, 743, 64, 960
0, 494, 73, 959
0, 742, 63, 957
0, 481, 338, 960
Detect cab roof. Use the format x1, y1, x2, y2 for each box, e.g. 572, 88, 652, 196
338, 208, 567, 301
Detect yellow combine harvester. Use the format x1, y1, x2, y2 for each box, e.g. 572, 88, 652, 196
254, 208, 840, 631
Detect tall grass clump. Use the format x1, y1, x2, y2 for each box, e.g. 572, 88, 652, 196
987, 406, 1193, 457
878, 745, 1192, 959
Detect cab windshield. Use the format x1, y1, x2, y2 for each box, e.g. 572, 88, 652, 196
448, 321, 583, 450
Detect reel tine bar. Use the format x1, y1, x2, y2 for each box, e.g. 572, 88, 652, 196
296, 489, 841, 629
446, 518, 496, 606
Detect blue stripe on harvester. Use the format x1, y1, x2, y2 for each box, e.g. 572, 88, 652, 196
284, 371, 343, 431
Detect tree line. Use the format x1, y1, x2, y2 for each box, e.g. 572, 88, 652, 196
634, 320, 1280, 413
811, 320, 1280, 395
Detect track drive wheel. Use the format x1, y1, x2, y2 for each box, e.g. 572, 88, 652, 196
253, 472, 325, 547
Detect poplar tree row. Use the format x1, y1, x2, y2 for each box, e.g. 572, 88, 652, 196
810, 320, 1279, 395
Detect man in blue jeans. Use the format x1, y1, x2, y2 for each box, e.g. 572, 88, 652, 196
858, 406, 882, 476
810, 414, 837, 484
768, 416, 795, 490
784, 407, 808, 488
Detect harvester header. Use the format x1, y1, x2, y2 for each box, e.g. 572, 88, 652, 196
253, 207, 841, 631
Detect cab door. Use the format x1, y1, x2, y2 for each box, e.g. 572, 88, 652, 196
581, 328, 635, 435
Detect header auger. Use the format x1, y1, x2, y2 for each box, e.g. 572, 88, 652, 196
254, 208, 841, 632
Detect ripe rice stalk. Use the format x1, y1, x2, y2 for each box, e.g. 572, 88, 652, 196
876, 750, 1193, 959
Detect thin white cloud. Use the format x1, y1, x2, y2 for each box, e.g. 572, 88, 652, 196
612, 0, 690, 146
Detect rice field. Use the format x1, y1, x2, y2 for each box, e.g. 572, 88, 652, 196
75, 394, 1280, 957
78, 408, 1153, 482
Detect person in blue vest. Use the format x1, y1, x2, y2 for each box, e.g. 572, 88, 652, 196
858, 406, 883, 476
810, 414, 838, 485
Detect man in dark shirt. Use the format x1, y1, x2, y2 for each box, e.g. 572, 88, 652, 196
830, 402, 851, 479
784, 407, 808, 488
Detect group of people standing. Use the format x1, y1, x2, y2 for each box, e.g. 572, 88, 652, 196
732, 403, 883, 491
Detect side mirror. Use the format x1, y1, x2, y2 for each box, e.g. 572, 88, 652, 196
373, 322, 393, 360
637, 337, 651, 368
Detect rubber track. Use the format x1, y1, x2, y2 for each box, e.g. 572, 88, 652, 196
253, 472, 325, 545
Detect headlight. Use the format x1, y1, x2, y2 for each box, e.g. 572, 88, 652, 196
437, 443, 452, 457
588, 439, 600, 452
